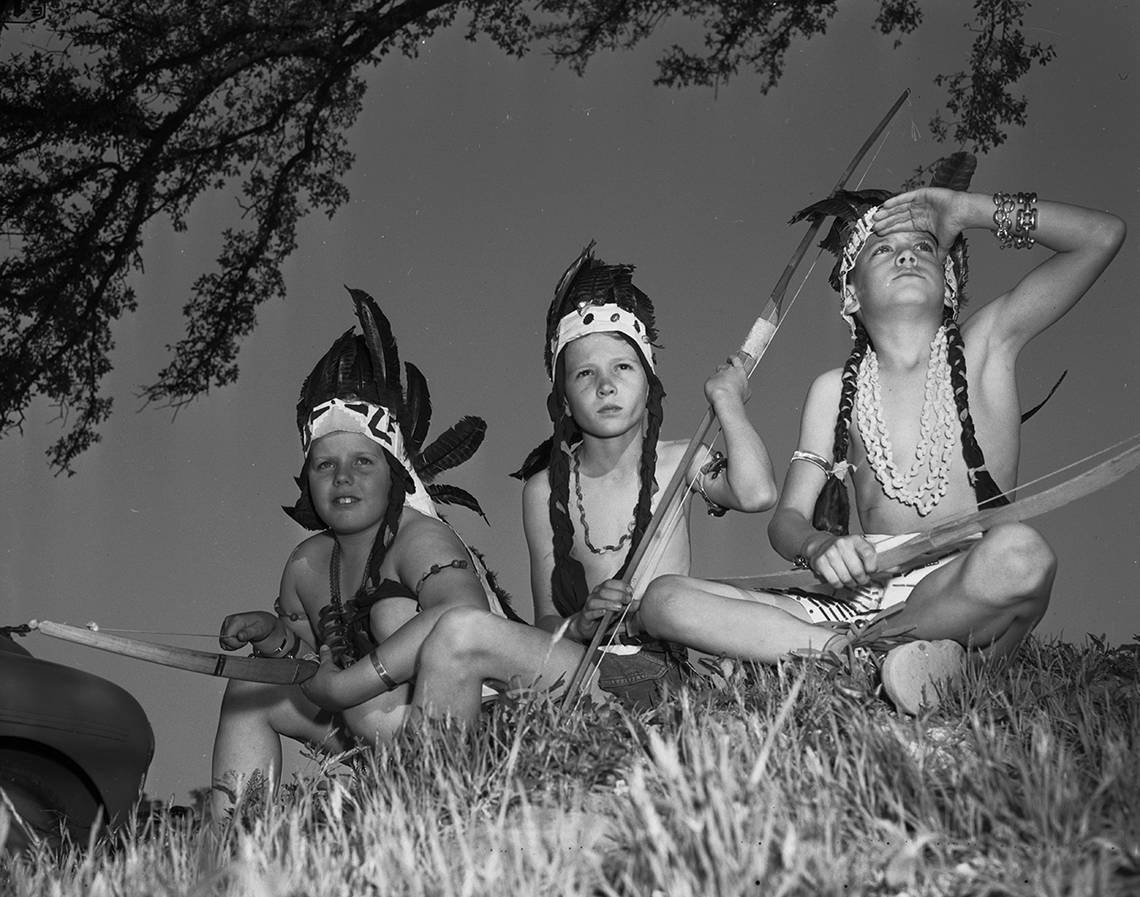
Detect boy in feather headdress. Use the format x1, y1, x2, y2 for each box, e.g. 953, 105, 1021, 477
637, 157, 1125, 711
409, 243, 777, 723
210, 288, 518, 818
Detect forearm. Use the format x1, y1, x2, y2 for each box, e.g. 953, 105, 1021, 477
707, 397, 777, 512
768, 507, 828, 563
958, 192, 1124, 255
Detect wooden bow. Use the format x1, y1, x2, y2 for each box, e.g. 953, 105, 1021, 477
718, 432, 1140, 591
30, 620, 317, 685
560, 89, 913, 708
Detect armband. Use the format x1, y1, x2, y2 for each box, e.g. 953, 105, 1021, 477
415, 559, 471, 597
273, 596, 305, 623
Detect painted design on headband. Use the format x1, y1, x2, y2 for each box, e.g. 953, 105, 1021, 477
302, 397, 437, 520
548, 302, 655, 378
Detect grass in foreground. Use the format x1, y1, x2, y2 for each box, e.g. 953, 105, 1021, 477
2, 635, 1139, 896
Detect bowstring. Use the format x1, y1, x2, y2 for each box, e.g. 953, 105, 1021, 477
572, 237, 831, 708
570, 111, 903, 708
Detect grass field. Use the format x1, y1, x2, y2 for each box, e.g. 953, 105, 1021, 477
3, 636, 1139, 896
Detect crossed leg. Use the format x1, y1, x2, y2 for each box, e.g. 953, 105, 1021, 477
412, 607, 604, 727
639, 523, 1055, 666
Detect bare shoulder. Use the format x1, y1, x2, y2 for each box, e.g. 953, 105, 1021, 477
807, 367, 844, 405
655, 438, 690, 480
285, 532, 332, 574
392, 508, 466, 556
280, 532, 332, 611
522, 468, 551, 507
797, 367, 845, 452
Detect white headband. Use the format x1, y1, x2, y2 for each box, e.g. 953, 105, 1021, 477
548, 303, 655, 378
301, 397, 438, 520
838, 205, 959, 335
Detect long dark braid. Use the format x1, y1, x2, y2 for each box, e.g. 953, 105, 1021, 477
548, 360, 583, 616
615, 366, 665, 580
943, 306, 1010, 509
811, 319, 872, 536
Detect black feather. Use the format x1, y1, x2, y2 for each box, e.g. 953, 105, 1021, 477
511, 436, 554, 481
403, 361, 432, 453
1021, 370, 1067, 423
416, 416, 487, 481
296, 328, 355, 431
347, 286, 403, 401
426, 483, 488, 524
790, 189, 895, 256
544, 241, 596, 375
929, 152, 977, 191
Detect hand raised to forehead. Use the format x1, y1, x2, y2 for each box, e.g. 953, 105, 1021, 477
874, 188, 969, 252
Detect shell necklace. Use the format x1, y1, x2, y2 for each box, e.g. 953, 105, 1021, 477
854, 324, 956, 516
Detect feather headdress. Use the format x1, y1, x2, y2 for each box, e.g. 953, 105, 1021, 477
791, 152, 977, 332
285, 287, 488, 529
513, 241, 662, 481
513, 242, 667, 618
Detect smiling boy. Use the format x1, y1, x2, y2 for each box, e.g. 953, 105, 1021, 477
637, 175, 1125, 711
210, 289, 512, 819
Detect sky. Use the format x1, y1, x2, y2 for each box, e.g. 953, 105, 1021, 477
2, 2, 1138, 803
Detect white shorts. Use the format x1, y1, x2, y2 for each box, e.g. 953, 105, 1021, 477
781, 533, 979, 624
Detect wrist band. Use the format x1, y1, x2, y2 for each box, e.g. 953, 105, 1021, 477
695, 450, 729, 517
369, 651, 398, 691
993, 192, 1038, 249
252, 628, 291, 658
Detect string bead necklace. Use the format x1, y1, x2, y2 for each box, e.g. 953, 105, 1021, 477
572, 449, 636, 555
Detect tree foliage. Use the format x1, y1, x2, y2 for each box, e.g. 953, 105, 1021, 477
0, 0, 1054, 472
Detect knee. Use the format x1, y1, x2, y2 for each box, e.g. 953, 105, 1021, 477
971, 523, 1057, 604
418, 606, 495, 673
218, 677, 273, 718
638, 575, 691, 636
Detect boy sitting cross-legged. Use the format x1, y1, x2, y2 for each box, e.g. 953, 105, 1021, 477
409, 243, 778, 724
637, 159, 1125, 712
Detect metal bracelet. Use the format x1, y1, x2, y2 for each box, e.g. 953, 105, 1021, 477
369, 651, 399, 691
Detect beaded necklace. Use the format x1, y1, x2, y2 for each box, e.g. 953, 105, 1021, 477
854, 324, 956, 516
572, 449, 636, 555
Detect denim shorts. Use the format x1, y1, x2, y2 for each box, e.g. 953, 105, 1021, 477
596, 645, 685, 712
